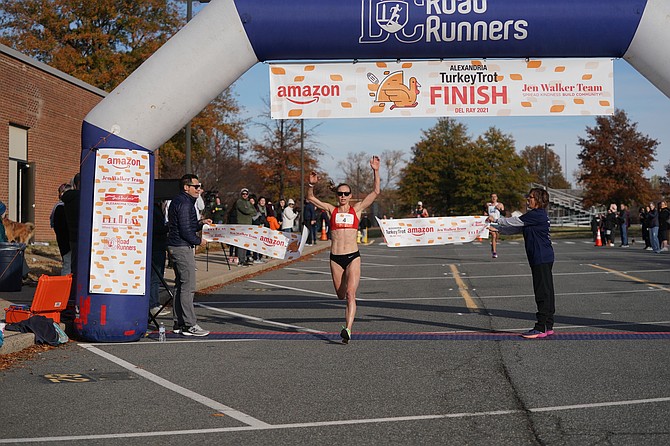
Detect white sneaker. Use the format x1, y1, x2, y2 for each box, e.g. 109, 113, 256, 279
181, 324, 210, 337
151, 306, 171, 317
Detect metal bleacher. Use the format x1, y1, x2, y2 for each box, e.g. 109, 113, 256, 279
530, 183, 596, 226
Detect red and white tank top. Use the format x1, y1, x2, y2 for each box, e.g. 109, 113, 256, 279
330, 206, 359, 231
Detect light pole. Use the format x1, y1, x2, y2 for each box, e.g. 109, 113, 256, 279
184, 0, 211, 173
544, 143, 554, 187
299, 120, 305, 228
236, 138, 247, 162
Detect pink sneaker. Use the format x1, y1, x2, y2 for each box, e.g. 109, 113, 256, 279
521, 329, 549, 339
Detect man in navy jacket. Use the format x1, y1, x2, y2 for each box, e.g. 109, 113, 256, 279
167, 174, 212, 336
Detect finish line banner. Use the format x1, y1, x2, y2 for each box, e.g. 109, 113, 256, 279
270, 58, 613, 119
202, 225, 308, 260
377, 216, 489, 248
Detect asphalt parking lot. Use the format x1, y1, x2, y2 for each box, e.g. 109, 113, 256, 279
1, 238, 669, 445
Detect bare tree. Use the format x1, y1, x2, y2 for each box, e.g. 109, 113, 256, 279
380, 149, 406, 190
338, 152, 373, 200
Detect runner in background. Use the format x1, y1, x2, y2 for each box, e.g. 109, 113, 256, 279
485, 193, 505, 258
415, 201, 429, 218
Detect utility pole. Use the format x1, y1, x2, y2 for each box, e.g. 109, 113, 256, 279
544, 143, 554, 187
300, 120, 305, 228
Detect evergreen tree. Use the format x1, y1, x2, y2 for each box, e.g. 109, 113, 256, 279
457, 128, 532, 214
398, 118, 470, 215
399, 120, 532, 215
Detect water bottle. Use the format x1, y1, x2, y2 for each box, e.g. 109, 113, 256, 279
158, 323, 166, 342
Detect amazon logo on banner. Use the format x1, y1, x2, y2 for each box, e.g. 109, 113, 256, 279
360, 0, 528, 45
260, 236, 286, 247
276, 83, 342, 105
272, 66, 343, 106
407, 226, 435, 236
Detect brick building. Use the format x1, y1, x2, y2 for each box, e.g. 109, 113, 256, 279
0, 43, 106, 242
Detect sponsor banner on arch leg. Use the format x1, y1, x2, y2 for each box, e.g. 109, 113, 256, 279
377, 216, 489, 247
270, 58, 613, 119
90, 149, 150, 295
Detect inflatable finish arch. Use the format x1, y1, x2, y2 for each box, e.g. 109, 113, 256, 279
79, 0, 670, 341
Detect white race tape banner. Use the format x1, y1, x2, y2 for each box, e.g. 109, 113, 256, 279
202, 225, 308, 260
377, 216, 489, 248
270, 58, 613, 119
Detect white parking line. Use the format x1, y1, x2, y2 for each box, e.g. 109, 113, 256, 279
77, 344, 270, 428
195, 302, 325, 334
248, 280, 337, 297
3, 396, 669, 443
284, 267, 332, 275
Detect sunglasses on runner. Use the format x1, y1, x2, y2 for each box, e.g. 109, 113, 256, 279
336, 191, 351, 197
189, 184, 202, 189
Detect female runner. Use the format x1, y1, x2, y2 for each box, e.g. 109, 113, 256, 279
306, 156, 381, 343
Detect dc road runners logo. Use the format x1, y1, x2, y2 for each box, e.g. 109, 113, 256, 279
360, 0, 529, 45
377, 1, 408, 33
360, 0, 423, 44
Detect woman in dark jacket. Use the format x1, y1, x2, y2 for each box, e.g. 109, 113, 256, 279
640, 206, 650, 249
646, 202, 661, 253
658, 201, 670, 251
604, 205, 618, 247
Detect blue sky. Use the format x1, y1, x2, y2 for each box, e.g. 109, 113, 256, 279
230, 59, 670, 185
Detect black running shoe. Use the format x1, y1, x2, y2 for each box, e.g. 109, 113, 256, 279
340, 326, 351, 344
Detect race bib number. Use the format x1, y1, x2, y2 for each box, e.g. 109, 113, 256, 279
334, 212, 355, 228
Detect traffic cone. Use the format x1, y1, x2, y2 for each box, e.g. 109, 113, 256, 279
595, 228, 602, 247
320, 220, 328, 241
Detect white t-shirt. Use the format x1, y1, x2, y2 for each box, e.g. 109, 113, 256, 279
487, 203, 501, 220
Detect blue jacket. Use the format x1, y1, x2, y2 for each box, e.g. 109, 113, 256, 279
167, 192, 203, 247
303, 201, 316, 222
495, 208, 554, 266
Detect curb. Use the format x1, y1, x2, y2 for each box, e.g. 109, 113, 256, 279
0, 298, 35, 355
